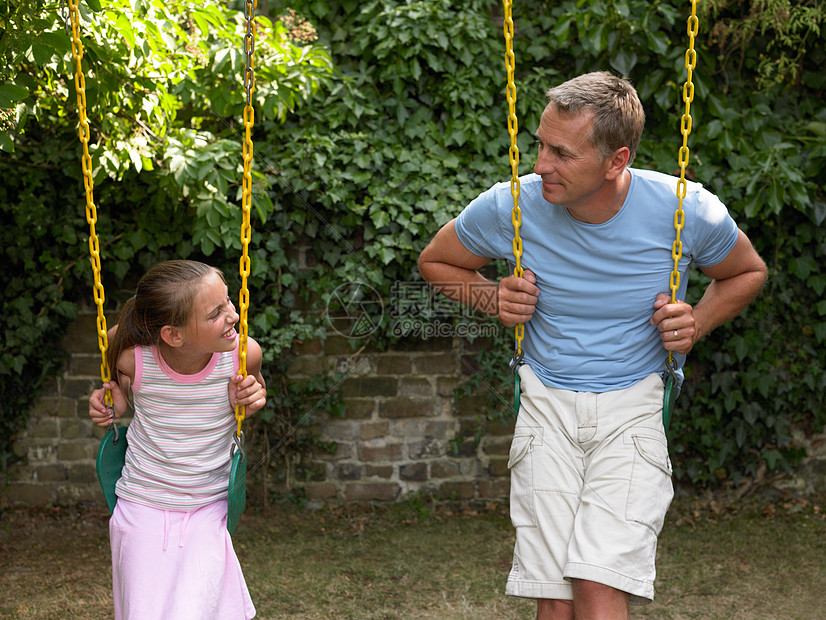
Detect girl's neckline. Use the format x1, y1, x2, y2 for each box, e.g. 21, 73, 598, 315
153, 346, 219, 383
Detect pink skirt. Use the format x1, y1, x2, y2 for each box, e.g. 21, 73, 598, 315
110, 499, 256, 619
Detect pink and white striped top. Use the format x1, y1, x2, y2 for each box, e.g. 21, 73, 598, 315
115, 345, 240, 510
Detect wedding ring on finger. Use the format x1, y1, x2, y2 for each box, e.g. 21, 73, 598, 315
673, 329, 678, 340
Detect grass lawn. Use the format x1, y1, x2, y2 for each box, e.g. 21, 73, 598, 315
1, 492, 824, 619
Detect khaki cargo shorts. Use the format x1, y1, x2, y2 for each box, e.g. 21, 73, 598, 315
505, 365, 674, 605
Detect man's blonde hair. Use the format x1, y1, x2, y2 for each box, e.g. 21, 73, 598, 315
545, 71, 645, 165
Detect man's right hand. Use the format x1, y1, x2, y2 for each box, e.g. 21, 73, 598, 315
498, 269, 539, 327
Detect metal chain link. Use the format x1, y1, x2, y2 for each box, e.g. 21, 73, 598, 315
236, 0, 257, 438
669, 0, 699, 369
502, 0, 524, 365
67, 0, 112, 409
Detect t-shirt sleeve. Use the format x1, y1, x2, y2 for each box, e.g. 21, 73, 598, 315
454, 184, 511, 260
690, 187, 739, 268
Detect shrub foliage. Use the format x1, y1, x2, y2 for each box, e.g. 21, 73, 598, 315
2, 0, 825, 488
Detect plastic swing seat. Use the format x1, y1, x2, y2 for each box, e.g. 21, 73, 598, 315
95, 423, 247, 535
512, 366, 678, 433
96, 424, 129, 514
226, 436, 247, 536
662, 370, 677, 433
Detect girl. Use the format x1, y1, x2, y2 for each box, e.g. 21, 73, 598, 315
89, 260, 266, 620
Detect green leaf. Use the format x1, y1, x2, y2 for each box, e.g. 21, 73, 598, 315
0, 83, 29, 108
610, 49, 637, 76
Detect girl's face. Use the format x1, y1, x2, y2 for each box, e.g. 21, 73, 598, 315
183, 271, 240, 354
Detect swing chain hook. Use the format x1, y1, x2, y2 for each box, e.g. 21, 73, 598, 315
231, 431, 247, 464
61, 0, 70, 36
509, 347, 524, 375
106, 406, 120, 444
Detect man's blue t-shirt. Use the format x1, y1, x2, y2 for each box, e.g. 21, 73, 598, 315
454, 168, 738, 392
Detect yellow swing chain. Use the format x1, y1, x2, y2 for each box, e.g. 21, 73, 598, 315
235, 0, 256, 438
502, 0, 523, 364
66, 0, 112, 410
669, 0, 699, 370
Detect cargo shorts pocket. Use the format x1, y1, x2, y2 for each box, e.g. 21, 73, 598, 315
625, 432, 674, 533
508, 428, 542, 528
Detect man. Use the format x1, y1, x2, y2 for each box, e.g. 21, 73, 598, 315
418, 72, 766, 619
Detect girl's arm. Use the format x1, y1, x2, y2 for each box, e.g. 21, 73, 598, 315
229, 336, 267, 416
88, 326, 136, 425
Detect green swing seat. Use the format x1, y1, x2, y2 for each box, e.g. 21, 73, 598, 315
227, 437, 247, 536
95, 426, 247, 535
96, 424, 129, 514
512, 361, 678, 433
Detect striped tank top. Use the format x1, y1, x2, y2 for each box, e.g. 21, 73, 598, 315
116, 345, 239, 510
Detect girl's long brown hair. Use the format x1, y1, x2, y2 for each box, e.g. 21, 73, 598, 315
107, 260, 224, 379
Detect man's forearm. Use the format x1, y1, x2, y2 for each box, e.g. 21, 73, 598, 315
419, 260, 500, 317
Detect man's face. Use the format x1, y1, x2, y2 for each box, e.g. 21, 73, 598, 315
533, 105, 614, 213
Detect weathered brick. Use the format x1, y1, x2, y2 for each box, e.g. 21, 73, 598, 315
398, 377, 433, 397
447, 438, 477, 458
488, 456, 510, 477
60, 313, 109, 354
315, 442, 354, 461
35, 464, 67, 482
364, 465, 393, 479
379, 397, 434, 419
412, 353, 456, 375
28, 418, 59, 438
399, 462, 428, 481
392, 419, 425, 437
340, 377, 397, 398
38, 397, 76, 418
358, 443, 403, 462
323, 421, 356, 441
336, 462, 362, 480
409, 439, 446, 459
344, 482, 400, 502
436, 377, 461, 397
323, 336, 356, 356
430, 459, 460, 479
454, 395, 488, 417
4, 483, 55, 505
434, 481, 475, 500
57, 442, 93, 461
287, 355, 328, 377
56, 482, 102, 503
67, 464, 97, 484
61, 420, 91, 441
393, 337, 451, 353
487, 417, 516, 436
482, 437, 511, 456
359, 421, 389, 440
424, 420, 455, 439
304, 482, 338, 500
62, 378, 97, 400
292, 338, 323, 356
4, 463, 31, 483
12, 440, 28, 458
342, 398, 375, 420
39, 378, 61, 398
70, 354, 106, 378
21, 442, 58, 462
376, 355, 412, 375
478, 478, 510, 499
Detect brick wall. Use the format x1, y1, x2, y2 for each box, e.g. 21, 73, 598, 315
3, 310, 515, 507
9, 311, 824, 508
289, 335, 513, 505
